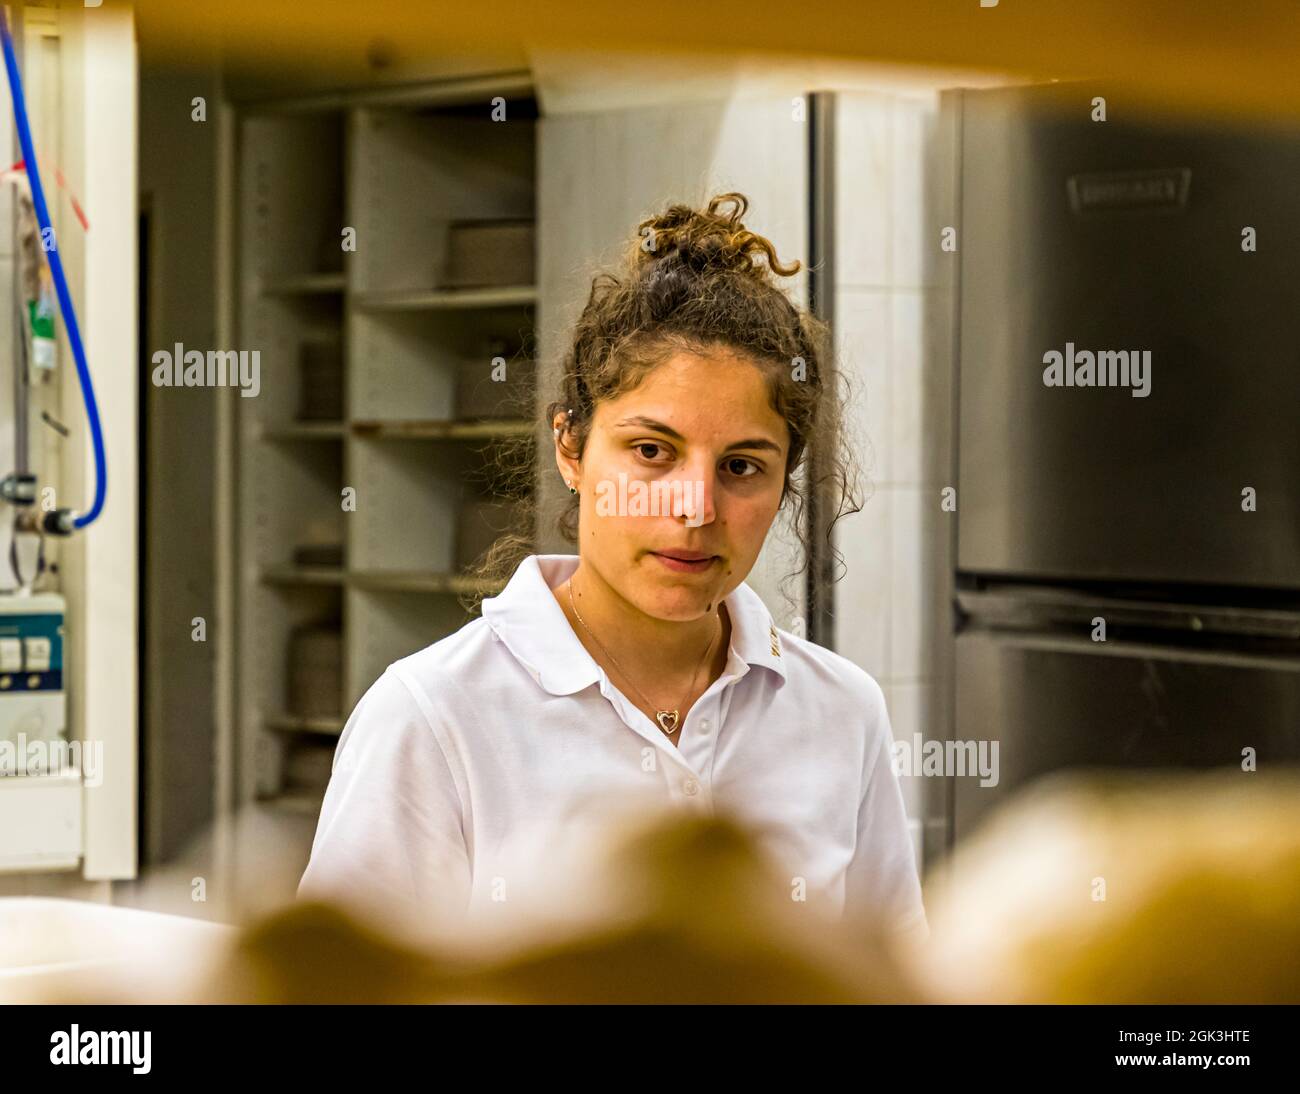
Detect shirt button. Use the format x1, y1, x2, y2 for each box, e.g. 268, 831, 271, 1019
699, 719, 710, 732
682, 778, 699, 796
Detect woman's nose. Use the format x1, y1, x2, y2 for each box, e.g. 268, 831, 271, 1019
672, 461, 716, 526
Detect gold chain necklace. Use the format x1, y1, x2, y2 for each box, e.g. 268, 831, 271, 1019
567, 573, 720, 736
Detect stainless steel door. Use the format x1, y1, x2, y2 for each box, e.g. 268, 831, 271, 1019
956, 83, 1300, 589
952, 624, 1300, 842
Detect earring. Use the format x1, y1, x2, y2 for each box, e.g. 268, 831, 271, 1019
568, 482, 577, 495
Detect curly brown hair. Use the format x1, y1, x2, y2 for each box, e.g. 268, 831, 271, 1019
458, 191, 862, 616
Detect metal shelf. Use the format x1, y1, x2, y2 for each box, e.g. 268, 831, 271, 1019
259, 566, 506, 596
264, 714, 345, 737
260, 566, 346, 587
353, 285, 536, 311
261, 271, 346, 295
350, 418, 534, 440
260, 422, 346, 441
234, 86, 539, 835
349, 570, 507, 595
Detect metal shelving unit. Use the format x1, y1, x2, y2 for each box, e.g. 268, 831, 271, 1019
233, 77, 539, 835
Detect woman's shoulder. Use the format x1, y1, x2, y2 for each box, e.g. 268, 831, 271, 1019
386, 614, 499, 695
769, 628, 896, 780
340, 616, 504, 744
770, 623, 888, 715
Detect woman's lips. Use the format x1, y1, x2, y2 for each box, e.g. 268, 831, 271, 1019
651, 551, 718, 574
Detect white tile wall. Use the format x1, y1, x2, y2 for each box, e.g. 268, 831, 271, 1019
833, 91, 954, 874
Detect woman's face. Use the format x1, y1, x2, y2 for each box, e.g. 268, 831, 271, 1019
555, 348, 790, 621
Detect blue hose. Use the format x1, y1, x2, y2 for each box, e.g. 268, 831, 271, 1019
0, 7, 106, 529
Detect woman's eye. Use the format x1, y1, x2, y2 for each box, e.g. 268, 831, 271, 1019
725, 457, 761, 478
632, 445, 762, 477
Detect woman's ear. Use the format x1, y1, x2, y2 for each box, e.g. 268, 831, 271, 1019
553, 411, 579, 489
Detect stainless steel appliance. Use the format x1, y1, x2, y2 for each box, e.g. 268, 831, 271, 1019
948, 81, 1300, 842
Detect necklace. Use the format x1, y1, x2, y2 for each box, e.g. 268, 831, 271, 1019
566, 573, 720, 736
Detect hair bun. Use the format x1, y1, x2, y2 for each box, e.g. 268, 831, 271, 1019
636, 192, 801, 278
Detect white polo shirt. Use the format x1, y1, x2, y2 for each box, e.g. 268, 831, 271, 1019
297, 553, 927, 944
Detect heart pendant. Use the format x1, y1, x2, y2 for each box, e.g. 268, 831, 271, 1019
656, 710, 679, 734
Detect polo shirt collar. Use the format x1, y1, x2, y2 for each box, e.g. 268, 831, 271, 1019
481, 553, 788, 696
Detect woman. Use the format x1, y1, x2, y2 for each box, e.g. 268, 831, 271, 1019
297, 192, 927, 946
